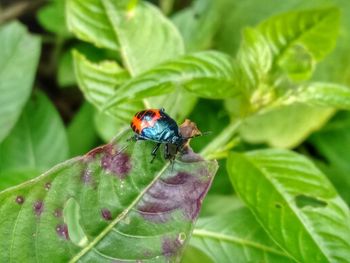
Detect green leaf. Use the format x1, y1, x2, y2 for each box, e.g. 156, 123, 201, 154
0, 130, 217, 262
239, 104, 334, 148
93, 110, 125, 142
227, 7, 340, 116
233, 27, 273, 101
67, 0, 184, 75
258, 7, 339, 63
73, 50, 129, 109
188, 208, 294, 263
199, 194, 243, 218
104, 51, 235, 111
254, 7, 338, 91
172, 0, 227, 51
66, 0, 119, 50
72, 50, 142, 122
278, 82, 350, 109
0, 91, 68, 190
0, 21, 41, 143
240, 82, 350, 149
228, 149, 350, 262
214, 0, 293, 56
181, 245, 214, 263
67, 102, 99, 157
37, 0, 71, 36
308, 111, 350, 204
147, 90, 198, 123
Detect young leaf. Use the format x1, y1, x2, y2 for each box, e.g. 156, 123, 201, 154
187, 208, 294, 263
238, 104, 333, 148
238, 7, 339, 87
0, 91, 68, 190
67, 0, 184, 75
0, 130, 217, 262
104, 51, 235, 111
0, 21, 41, 143
278, 82, 350, 109
234, 27, 272, 97
259, 8, 339, 63
227, 149, 350, 262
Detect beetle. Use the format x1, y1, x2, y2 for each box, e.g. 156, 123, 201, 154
130, 108, 190, 162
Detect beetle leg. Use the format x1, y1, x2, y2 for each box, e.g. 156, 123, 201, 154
150, 143, 161, 163
164, 144, 170, 160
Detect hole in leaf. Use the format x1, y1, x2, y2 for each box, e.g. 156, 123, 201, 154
275, 203, 282, 209
295, 194, 327, 209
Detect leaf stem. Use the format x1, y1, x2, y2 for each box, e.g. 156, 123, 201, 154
192, 229, 288, 256
160, 0, 174, 15
200, 119, 242, 160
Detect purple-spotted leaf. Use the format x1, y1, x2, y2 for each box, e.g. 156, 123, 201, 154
0, 130, 217, 262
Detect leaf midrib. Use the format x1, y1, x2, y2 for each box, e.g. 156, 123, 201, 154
69, 162, 170, 262
192, 228, 289, 257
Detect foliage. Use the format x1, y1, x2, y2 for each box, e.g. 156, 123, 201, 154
1, 0, 350, 262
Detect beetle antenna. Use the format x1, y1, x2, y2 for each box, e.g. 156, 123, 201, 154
184, 131, 212, 140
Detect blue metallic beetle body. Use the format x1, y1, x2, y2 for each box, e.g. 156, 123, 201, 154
130, 108, 186, 162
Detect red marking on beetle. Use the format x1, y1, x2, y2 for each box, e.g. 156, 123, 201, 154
101, 208, 112, 220
54, 208, 62, 218
15, 196, 25, 205
33, 201, 44, 216
56, 224, 69, 240
101, 147, 131, 179
44, 182, 51, 191
162, 237, 182, 257
131, 109, 161, 134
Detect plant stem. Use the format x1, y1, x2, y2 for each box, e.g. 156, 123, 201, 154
160, 0, 174, 15
200, 119, 242, 160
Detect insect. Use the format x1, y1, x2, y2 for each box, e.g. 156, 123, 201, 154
130, 108, 196, 162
